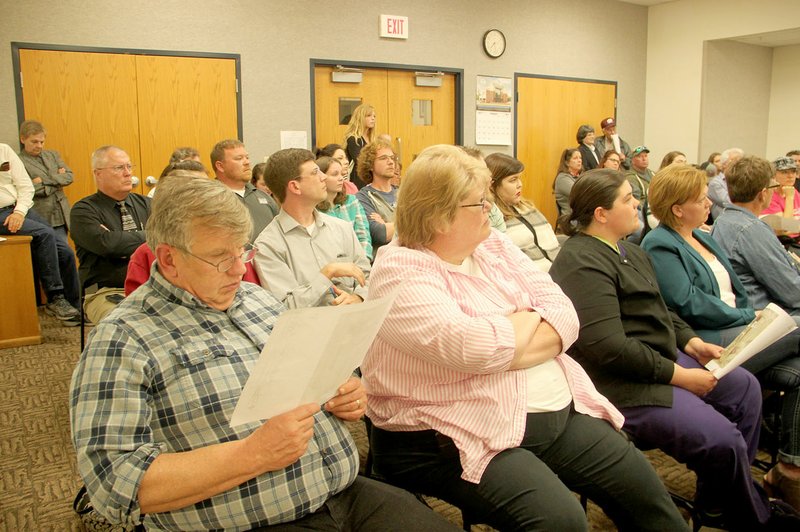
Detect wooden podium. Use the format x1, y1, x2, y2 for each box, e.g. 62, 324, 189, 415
0, 236, 42, 348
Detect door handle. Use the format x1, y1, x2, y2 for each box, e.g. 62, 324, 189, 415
396, 137, 403, 163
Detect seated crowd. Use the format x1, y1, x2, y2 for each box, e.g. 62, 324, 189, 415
6, 104, 795, 530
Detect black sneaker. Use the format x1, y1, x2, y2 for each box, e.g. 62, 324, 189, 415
697, 508, 726, 530
45, 295, 80, 320
767, 499, 800, 531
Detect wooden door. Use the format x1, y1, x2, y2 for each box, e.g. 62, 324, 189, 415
385, 70, 456, 173
135, 55, 239, 189
19, 49, 141, 202
516, 76, 616, 225
313, 66, 389, 150
314, 65, 457, 173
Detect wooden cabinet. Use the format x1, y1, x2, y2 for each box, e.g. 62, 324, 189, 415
0, 236, 42, 348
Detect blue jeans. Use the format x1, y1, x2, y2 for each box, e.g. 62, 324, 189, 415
0, 206, 79, 307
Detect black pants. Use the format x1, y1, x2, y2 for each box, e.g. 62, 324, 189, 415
252, 475, 458, 531
371, 405, 688, 532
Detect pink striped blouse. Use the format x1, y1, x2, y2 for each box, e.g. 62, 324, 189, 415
362, 230, 624, 483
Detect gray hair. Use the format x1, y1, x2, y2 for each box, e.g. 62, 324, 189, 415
91, 145, 125, 171
146, 175, 252, 252
720, 148, 744, 169
19, 120, 45, 138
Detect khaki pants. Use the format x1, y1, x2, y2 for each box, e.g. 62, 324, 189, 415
83, 287, 125, 325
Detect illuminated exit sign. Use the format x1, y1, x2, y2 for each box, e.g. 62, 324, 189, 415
380, 15, 409, 39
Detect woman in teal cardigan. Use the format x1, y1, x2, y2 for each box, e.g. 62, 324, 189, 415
642, 164, 800, 510
641, 216, 753, 345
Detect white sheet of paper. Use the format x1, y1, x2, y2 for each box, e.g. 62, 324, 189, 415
706, 302, 797, 379
760, 214, 800, 233
279, 130, 308, 149
230, 290, 397, 426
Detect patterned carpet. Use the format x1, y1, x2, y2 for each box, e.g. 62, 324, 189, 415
1, 310, 754, 531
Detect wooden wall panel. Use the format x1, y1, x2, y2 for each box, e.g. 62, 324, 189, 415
19, 49, 141, 201
135, 55, 238, 187
516, 77, 616, 225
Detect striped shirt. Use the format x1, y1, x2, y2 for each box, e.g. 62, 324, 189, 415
362, 230, 623, 483
70, 266, 358, 530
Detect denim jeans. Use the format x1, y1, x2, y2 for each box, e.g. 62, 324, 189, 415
0, 206, 79, 306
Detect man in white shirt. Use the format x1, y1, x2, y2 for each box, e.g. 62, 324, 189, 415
0, 143, 80, 323
254, 148, 369, 309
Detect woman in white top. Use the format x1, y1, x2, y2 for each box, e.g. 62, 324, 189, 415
486, 153, 560, 272
641, 164, 800, 511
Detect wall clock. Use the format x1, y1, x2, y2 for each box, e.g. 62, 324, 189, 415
483, 29, 506, 58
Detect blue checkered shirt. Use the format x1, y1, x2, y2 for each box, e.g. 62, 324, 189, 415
70, 267, 359, 531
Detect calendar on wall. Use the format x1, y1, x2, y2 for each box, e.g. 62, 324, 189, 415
475, 75, 512, 146
476, 110, 511, 145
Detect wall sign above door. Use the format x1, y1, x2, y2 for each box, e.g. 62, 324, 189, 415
380, 15, 409, 39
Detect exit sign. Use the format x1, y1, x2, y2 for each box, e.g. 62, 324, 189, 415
380, 15, 409, 39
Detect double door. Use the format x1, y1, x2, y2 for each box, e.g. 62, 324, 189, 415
313, 65, 457, 173
17, 47, 239, 205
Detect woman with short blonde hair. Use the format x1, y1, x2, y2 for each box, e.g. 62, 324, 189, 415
363, 145, 687, 532
643, 165, 800, 510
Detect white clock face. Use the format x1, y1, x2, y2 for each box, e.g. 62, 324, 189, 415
484, 30, 506, 58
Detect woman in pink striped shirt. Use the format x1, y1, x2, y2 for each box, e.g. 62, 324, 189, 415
362, 145, 687, 531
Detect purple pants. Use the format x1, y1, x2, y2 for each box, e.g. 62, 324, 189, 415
620, 351, 770, 530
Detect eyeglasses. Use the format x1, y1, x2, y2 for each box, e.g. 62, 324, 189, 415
98, 163, 135, 173
180, 243, 258, 273
376, 154, 397, 162
766, 180, 781, 190
459, 197, 491, 212
294, 166, 321, 181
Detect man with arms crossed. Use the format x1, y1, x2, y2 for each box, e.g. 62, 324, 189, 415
356, 139, 398, 256
71, 146, 150, 323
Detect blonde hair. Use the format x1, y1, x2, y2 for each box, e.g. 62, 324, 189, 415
648, 165, 706, 228
396, 145, 490, 248
343, 104, 376, 144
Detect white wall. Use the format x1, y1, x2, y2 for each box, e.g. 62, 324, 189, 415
646, 0, 800, 165
766, 44, 800, 158
0, 0, 648, 164
699, 39, 773, 159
